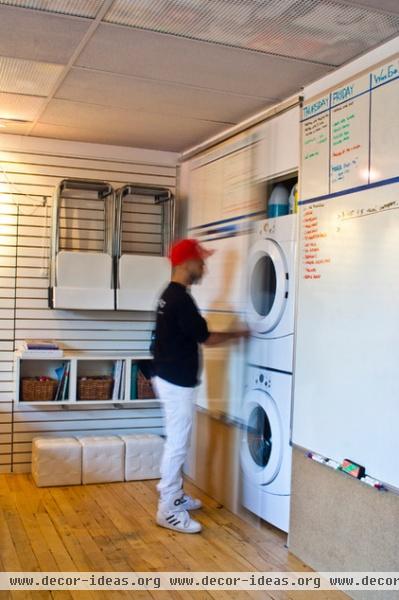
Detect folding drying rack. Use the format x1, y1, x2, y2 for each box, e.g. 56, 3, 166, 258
48, 179, 175, 311
114, 184, 174, 311
49, 179, 115, 310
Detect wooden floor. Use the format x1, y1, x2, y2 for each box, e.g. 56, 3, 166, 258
0, 474, 348, 600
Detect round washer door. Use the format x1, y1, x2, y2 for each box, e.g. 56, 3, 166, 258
247, 238, 288, 334
241, 387, 283, 486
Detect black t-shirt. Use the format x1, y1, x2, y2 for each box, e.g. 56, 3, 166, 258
152, 282, 210, 387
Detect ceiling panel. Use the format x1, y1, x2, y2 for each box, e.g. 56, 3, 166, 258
103, 0, 399, 66
0, 5, 91, 63
0, 0, 103, 17
56, 68, 276, 123
0, 56, 63, 96
0, 92, 45, 121
77, 25, 333, 99
35, 99, 228, 151
344, 0, 399, 14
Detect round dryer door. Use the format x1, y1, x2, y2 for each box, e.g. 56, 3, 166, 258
247, 238, 288, 334
241, 387, 283, 486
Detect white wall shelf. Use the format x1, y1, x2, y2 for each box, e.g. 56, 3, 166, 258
15, 353, 158, 407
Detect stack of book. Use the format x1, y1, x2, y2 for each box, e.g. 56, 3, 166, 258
54, 362, 70, 401
112, 360, 125, 401
18, 340, 64, 359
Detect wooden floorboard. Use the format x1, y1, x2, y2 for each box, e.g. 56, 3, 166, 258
0, 474, 348, 600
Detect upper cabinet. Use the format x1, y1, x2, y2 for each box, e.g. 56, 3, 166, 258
254, 106, 300, 181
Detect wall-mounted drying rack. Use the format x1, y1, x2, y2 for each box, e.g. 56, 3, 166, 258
49, 179, 115, 310
114, 184, 173, 311
48, 179, 174, 311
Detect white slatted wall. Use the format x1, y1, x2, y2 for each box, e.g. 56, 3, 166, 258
0, 134, 178, 473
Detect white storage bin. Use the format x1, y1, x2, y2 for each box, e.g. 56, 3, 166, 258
79, 435, 124, 484
54, 251, 114, 310
32, 436, 82, 487
117, 254, 170, 311
119, 434, 164, 481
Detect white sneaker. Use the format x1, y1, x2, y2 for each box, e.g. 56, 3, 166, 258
179, 493, 203, 511
156, 508, 202, 533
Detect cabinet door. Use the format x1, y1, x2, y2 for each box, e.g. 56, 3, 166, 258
254, 107, 300, 180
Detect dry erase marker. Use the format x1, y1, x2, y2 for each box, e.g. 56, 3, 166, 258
324, 458, 340, 469
361, 475, 386, 490
306, 452, 339, 470
306, 452, 326, 464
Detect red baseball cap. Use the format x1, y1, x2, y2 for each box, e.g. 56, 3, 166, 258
169, 238, 214, 267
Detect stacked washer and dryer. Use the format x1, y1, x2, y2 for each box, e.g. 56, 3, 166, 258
241, 213, 298, 533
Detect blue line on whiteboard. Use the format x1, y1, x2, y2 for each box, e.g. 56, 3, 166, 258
330, 86, 370, 109
298, 175, 399, 205
371, 64, 399, 89
200, 224, 237, 236
188, 210, 264, 231
368, 72, 372, 185
301, 107, 330, 123
371, 74, 399, 90
302, 96, 330, 121
302, 88, 371, 122
301, 69, 398, 123
328, 92, 331, 195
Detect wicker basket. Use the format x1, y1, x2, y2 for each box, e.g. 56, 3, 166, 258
77, 376, 113, 401
137, 370, 155, 400
21, 377, 58, 402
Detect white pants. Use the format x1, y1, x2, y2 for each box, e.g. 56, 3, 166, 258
153, 376, 196, 509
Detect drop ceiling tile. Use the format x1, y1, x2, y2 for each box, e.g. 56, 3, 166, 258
0, 0, 103, 17
56, 68, 275, 123
34, 99, 228, 151
77, 24, 333, 98
344, 0, 399, 15
103, 0, 399, 66
0, 56, 63, 95
0, 92, 45, 120
0, 5, 91, 63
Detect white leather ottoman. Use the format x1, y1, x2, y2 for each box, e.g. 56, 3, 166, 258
79, 435, 124, 484
119, 434, 164, 481
32, 437, 82, 487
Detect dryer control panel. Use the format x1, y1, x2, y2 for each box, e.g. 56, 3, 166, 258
255, 372, 272, 390
258, 220, 276, 236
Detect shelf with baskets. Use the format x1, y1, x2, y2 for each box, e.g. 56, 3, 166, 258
15, 353, 158, 406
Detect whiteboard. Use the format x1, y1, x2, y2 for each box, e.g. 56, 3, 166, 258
293, 53, 399, 488
188, 139, 260, 229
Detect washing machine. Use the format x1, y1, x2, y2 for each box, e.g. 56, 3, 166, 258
246, 213, 298, 373
240, 365, 292, 532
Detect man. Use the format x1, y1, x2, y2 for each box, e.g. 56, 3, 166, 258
152, 238, 247, 534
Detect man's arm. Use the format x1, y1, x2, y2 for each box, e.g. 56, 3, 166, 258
204, 330, 249, 346
178, 293, 249, 346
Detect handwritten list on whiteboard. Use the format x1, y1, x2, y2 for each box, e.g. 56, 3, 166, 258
301, 95, 330, 200
330, 75, 370, 192
301, 56, 399, 201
